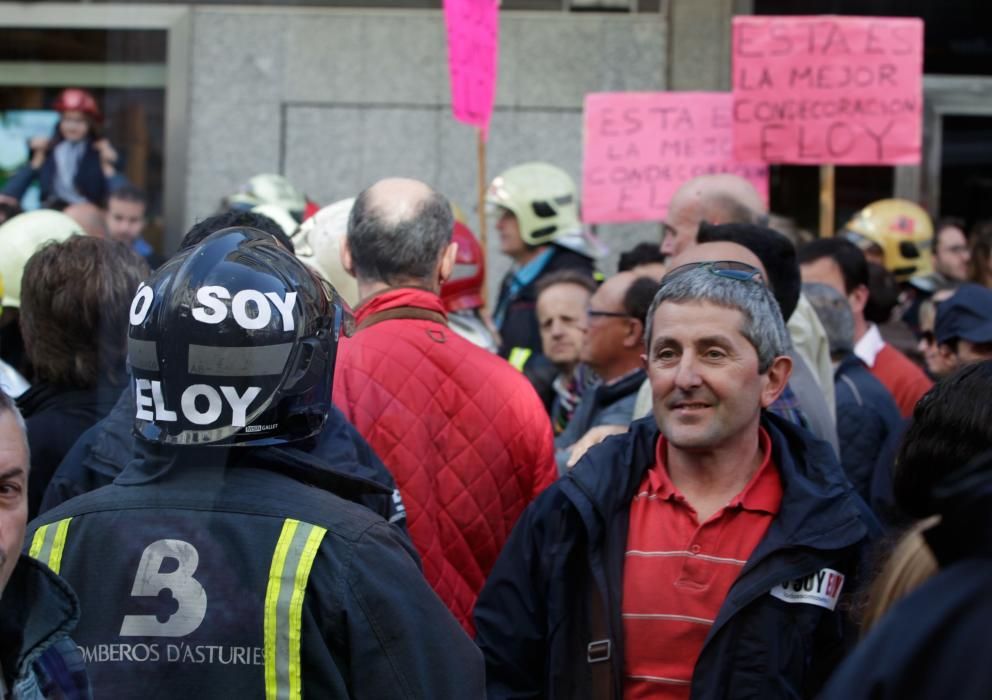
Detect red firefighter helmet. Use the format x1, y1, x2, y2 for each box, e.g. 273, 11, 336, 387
441, 221, 485, 312
52, 88, 102, 123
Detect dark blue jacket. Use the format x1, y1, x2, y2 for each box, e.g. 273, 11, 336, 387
41, 386, 408, 533
833, 353, 905, 504
27, 444, 483, 699
1, 136, 113, 208
0, 555, 91, 699
554, 369, 646, 474
496, 246, 596, 360
820, 489, 992, 698
474, 413, 878, 699
17, 381, 121, 520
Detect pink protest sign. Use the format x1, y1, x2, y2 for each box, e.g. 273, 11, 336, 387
582, 92, 769, 224
443, 0, 499, 138
732, 16, 923, 165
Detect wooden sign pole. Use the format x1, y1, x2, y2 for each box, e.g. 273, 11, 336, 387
819, 164, 835, 238
477, 128, 488, 305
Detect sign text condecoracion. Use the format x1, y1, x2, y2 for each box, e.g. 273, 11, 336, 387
732, 16, 923, 165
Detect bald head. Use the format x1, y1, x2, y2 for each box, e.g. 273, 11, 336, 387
64, 202, 108, 238
363, 178, 436, 227
346, 177, 455, 290
662, 174, 766, 258
668, 241, 768, 280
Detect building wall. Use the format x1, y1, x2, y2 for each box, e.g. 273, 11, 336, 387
184, 7, 667, 298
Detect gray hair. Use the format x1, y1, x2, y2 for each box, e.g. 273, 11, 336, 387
802, 282, 855, 358
347, 186, 454, 285
0, 389, 29, 461
645, 266, 792, 373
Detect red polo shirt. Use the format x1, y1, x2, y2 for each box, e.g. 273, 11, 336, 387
622, 429, 781, 699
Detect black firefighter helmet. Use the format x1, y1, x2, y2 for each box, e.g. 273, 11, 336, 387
127, 226, 347, 446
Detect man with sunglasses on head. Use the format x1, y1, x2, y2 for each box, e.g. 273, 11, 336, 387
659, 176, 836, 430
595, 234, 838, 465
475, 261, 877, 700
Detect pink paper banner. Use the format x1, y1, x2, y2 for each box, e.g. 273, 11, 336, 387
732, 16, 923, 165
444, 0, 499, 139
581, 92, 769, 224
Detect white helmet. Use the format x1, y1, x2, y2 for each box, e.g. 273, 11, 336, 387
226, 174, 307, 222
251, 204, 300, 238
292, 198, 360, 308
0, 210, 83, 308
486, 162, 581, 246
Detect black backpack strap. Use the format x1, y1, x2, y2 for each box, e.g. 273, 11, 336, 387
588, 582, 615, 700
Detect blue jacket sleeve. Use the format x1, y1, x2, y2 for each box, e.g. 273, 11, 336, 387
1, 162, 40, 200
474, 493, 557, 699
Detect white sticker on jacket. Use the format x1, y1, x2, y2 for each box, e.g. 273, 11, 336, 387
770, 568, 845, 611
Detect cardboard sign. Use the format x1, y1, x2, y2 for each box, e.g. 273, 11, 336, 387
582, 92, 769, 224
732, 16, 923, 165
444, 0, 499, 138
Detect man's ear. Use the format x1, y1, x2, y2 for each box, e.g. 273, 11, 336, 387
438, 241, 459, 285
848, 284, 869, 316
937, 343, 960, 367
624, 318, 645, 349
760, 355, 793, 408
340, 237, 356, 278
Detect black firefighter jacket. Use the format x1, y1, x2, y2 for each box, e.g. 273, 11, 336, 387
40, 386, 408, 533
474, 412, 879, 699
26, 443, 484, 699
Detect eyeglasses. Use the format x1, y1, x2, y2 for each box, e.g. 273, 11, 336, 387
662, 260, 764, 284
939, 244, 970, 256
586, 309, 632, 320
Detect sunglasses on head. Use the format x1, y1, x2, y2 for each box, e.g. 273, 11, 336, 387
663, 260, 764, 284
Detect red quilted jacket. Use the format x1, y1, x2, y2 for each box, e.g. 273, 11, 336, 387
333, 288, 557, 634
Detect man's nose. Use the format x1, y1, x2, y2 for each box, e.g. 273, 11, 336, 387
673, 354, 702, 389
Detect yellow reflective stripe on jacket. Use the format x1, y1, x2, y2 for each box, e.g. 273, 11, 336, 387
28, 517, 73, 574
264, 518, 327, 700
508, 347, 532, 372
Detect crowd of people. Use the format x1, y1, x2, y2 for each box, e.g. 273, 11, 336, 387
1, 88, 992, 700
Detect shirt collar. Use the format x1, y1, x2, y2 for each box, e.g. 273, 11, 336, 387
648, 428, 781, 515
512, 247, 554, 285
853, 323, 885, 368
353, 286, 446, 324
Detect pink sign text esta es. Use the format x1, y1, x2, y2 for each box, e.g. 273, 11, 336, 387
582, 92, 768, 224
732, 16, 924, 165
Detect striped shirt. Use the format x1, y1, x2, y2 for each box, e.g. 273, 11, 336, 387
622, 429, 781, 699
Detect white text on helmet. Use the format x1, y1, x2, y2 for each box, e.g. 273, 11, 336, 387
136, 379, 261, 428
191, 286, 297, 332
130, 284, 154, 325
